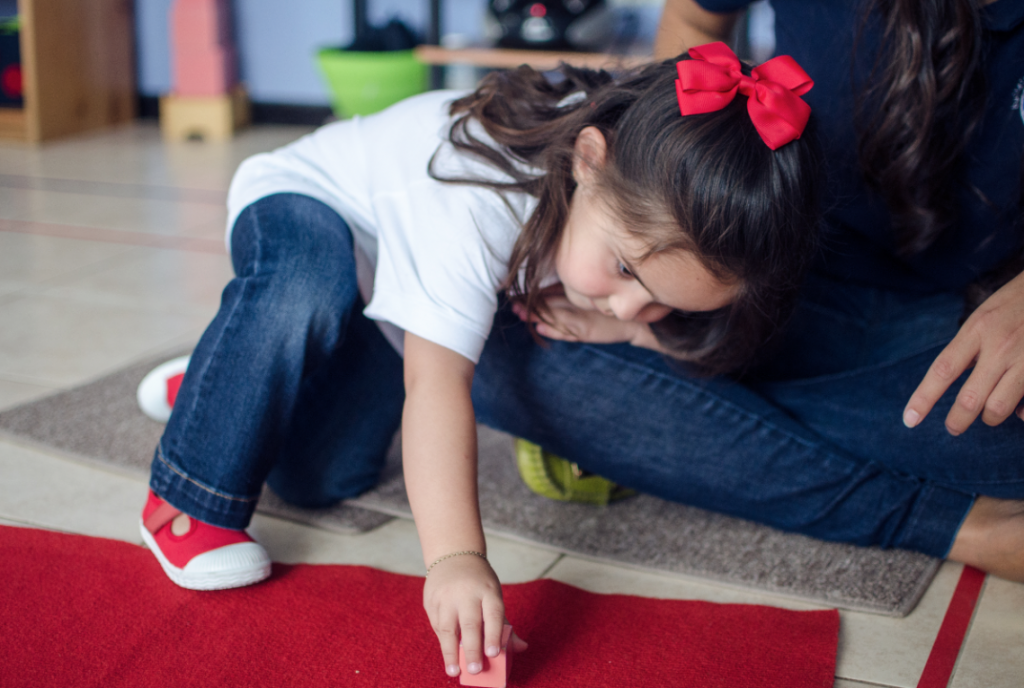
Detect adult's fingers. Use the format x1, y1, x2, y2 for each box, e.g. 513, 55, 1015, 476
904, 334, 978, 430
980, 364, 1024, 427
944, 359, 1002, 435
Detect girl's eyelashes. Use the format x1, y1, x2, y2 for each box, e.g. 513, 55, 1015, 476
617, 262, 634, 278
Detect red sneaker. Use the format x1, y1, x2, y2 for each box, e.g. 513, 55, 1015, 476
140, 490, 271, 590
137, 356, 190, 422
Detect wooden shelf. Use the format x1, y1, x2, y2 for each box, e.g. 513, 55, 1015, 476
0, 108, 26, 140
414, 45, 651, 72
1, 0, 135, 143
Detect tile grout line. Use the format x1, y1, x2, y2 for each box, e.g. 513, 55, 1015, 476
0, 513, 94, 537
536, 553, 566, 579
2, 244, 143, 293
0, 173, 228, 205
0, 243, 140, 312
0, 220, 227, 255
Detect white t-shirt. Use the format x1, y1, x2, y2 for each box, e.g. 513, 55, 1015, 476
227, 90, 538, 364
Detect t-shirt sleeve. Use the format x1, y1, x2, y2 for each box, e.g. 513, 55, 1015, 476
362, 180, 514, 365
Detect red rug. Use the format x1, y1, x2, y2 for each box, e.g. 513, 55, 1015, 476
0, 526, 839, 688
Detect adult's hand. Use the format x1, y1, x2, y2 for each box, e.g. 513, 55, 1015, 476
904, 270, 1024, 435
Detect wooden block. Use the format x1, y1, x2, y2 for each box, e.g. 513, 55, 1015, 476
159, 83, 249, 142
170, 0, 235, 95
0, 106, 27, 141
459, 624, 513, 688
171, 0, 231, 49
172, 45, 236, 96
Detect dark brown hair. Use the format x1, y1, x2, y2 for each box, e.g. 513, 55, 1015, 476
855, 0, 988, 256
432, 58, 822, 375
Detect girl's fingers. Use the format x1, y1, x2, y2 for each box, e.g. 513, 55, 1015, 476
482, 599, 506, 659
459, 612, 484, 674
536, 322, 577, 341
434, 610, 462, 677
424, 557, 506, 677
509, 631, 529, 654
511, 302, 540, 322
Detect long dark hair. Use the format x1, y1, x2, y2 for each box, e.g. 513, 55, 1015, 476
855, 0, 988, 256
432, 58, 821, 375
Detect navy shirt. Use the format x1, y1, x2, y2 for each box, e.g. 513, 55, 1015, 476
695, 0, 1024, 293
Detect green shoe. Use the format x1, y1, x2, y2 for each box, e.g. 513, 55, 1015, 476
514, 439, 636, 507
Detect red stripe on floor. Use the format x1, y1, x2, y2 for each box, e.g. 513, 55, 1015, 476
916, 565, 986, 688
0, 218, 226, 254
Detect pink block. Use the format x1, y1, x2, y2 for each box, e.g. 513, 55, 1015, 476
173, 45, 236, 96
171, 0, 231, 49
459, 624, 514, 688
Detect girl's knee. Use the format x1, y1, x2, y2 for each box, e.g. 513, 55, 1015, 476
230, 194, 360, 322
232, 194, 356, 282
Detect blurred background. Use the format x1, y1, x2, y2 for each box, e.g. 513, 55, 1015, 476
0, 0, 774, 139
134, 0, 665, 110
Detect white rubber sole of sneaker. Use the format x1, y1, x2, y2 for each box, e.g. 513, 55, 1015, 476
136, 355, 190, 423
139, 521, 272, 591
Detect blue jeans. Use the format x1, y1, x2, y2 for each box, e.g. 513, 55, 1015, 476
151, 193, 1024, 558
151, 194, 405, 527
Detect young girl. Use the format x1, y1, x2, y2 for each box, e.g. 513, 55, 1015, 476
139, 43, 820, 678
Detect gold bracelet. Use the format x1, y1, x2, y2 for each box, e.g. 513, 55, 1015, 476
425, 550, 487, 578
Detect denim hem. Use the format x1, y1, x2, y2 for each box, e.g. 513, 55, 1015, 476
149, 445, 260, 529
896, 483, 976, 558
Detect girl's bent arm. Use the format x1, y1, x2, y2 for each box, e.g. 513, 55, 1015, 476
402, 332, 505, 677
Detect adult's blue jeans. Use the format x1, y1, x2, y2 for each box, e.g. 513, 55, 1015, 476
151, 193, 1024, 559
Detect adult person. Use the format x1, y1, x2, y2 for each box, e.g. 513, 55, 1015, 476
471, 0, 1024, 580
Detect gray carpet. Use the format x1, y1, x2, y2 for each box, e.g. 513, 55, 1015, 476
0, 350, 940, 616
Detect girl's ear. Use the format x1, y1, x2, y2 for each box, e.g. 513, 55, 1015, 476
572, 126, 608, 187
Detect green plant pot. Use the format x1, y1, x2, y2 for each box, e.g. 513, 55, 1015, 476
316, 48, 427, 119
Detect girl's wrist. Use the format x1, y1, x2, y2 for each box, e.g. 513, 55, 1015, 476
425, 550, 488, 577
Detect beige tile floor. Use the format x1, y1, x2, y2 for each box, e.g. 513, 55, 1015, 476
0, 124, 1020, 687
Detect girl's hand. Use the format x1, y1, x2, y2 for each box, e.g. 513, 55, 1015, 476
422, 554, 527, 677
904, 270, 1024, 435
512, 296, 661, 350
401, 334, 528, 675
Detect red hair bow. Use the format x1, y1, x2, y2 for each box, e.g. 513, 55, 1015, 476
675, 42, 814, 150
